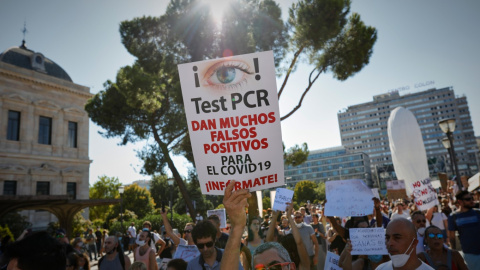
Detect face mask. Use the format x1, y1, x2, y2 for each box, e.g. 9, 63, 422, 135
296, 223, 303, 228
417, 227, 426, 236
389, 238, 415, 267
136, 239, 146, 246
368, 254, 383, 263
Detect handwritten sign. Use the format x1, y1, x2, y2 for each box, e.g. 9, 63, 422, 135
386, 180, 407, 201
325, 180, 374, 217
350, 228, 388, 255
272, 188, 294, 211
371, 188, 380, 199
324, 251, 343, 270
207, 209, 227, 228
410, 178, 438, 211
178, 51, 284, 195
173, 245, 200, 262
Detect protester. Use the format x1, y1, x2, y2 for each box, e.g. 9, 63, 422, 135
278, 217, 292, 236
426, 205, 449, 242
376, 218, 433, 269
390, 201, 410, 220
73, 237, 87, 255
410, 211, 427, 254
95, 227, 103, 257
161, 210, 195, 247
2, 231, 66, 270
127, 222, 137, 255
293, 210, 319, 270
207, 215, 229, 249
167, 258, 188, 270
327, 217, 347, 255
245, 217, 264, 256
220, 181, 295, 270
418, 225, 468, 270
129, 261, 147, 270
98, 235, 131, 270
67, 252, 80, 270
137, 221, 166, 256
448, 190, 480, 268
85, 228, 98, 261
134, 231, 157, 270
77, 252, 90, 270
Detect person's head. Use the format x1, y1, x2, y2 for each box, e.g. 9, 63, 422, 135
139, 231, 152, 244
335, 217, 341, 226
131, 222, 135, 227
395, 201, 404, 212
299, 207, 306, 215
66, 252, 79, 270
72, 237, 84, 250
4, 231, 66, 270
456, 191, 474, 209
207, 215, 221, 230
104, 236, 121, 254
77, 252, 89, 270
248, 217, 264, 241
281, 219, 289, 228
183, 223, 194, 240
253, 242, 295, 270
191, 221, 217, 259
142, 221, 152, 230
166, 258, 188, 270
55, 228, 69, 244
354, 219, 369, 228
129, 261, 147, 270
385, 218, 417, 267
279, 234, 300, 268
293, 211, 303, 224
423, 225, 444, 250
311, 213, 319, 224
410, 211, 427, 231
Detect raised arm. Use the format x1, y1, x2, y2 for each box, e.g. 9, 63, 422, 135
220, 181, 251, 270
286, 202, 310, 270
373, 198, 382, 227
161, 209, 181, 246
266, 210, 280, 242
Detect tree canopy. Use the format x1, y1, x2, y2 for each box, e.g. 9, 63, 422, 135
89, 175, 121, 221
85, 0, 376, 219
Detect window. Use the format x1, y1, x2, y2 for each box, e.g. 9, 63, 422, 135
36, 181, 50, 195
67, 182, 76, 199
3, 181, 17, 195
68, 121, 78, 148
7, 110, 20, 141
38, 116, 52, 145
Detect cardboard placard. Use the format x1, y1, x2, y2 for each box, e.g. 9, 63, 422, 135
324, 251, 343, 270
178, 51, 284, 195
207, 209, 227, 228
173, 245, 200, 262
410, 178, 438, 211
350, 228, 388, 255
272, 188, 294, 211
325, 179, 374, 217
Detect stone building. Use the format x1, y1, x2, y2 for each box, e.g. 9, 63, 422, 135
0, 41, 92, 230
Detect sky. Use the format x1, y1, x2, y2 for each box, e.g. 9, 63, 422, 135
1, 0, 479, 186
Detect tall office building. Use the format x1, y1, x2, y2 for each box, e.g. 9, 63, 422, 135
338, 87, 478, 183
284, 146, 372, 187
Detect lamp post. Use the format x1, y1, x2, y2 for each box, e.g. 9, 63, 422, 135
438, 118, 462, 189
167, 179, 174, 222
118, 186, 125, 233
442, 137, 456, 176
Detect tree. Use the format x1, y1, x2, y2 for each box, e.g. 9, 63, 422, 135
86, 0, 376, 219
293, 180, 318, 205
284, 142, 309, 166
0, 212, 31, 239
173, 175, 214, 216
110, 184, 156, 220
150, 174, 180, 208
89, 176, 121, 221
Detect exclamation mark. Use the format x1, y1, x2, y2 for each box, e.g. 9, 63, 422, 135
193, 66, 200, 87
253, 58, 261, 81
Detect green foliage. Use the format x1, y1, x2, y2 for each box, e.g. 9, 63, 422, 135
0, 212, 31, 239
173, 178, 214, 215
314, 182, 326, 203
262, 196, 271, 211
150, 175, 180, 208
0, 225, 14, 242
284, 142, 309, 166
89, 175, 121, 221
111, 184, 156, 220
47, 211, 89, 238
293, 180, 318, 205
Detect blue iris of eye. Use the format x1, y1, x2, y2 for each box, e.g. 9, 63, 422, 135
216, 67, 236, 84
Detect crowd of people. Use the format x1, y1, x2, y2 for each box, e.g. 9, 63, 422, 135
0, 179, 479, 270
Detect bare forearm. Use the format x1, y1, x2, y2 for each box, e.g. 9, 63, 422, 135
221, 224, 244, 270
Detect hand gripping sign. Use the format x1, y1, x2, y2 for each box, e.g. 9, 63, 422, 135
178, 51, 284, 195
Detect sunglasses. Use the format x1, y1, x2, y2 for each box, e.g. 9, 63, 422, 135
184, 229, 192, 233
461, 197, 473, 201
416, 219, 426, 223
196, 241, 214, 249
56, 234, 65, 238
255, 262, 296, 270
294, 216, 302, 219
427, 233, 444, 239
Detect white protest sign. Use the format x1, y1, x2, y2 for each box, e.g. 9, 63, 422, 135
173, 245, 200, 262
270, 190, 276, 209
350, 228, 388, 255
159, 258, 171, 270
371, 188, 380, 199
324, 251, 343, 270
468, 173, 480, 192
272, 188, 294, 211
325, 179, 374, 217
207, 209, 227, 228
410, 178, 438, 211
431, 180, 442, 189
178, 51, 284, 195
257, 190, 263, 217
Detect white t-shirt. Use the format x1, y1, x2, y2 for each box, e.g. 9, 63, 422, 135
376, 260, 434, 270
391, 212, 410, 220
136, 231, 161, 250
127, 226, 137, 238
416, 232, 425, 254
430, 212, 447, 230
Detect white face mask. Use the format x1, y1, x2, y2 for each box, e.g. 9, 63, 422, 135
389, 238, 415, 267
417, 227, 426, 236
136, 239, 146, 247
296, 222, 303, 228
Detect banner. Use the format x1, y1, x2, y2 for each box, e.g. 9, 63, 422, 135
468, 173, 480, 192
350, 228, 388, 255
207, 209, 227, 228
324, 251, 343, 270
410, 178, 438, 211
178, 51, 284, 195
325, 179, 374, 217
386, 180, 407, 201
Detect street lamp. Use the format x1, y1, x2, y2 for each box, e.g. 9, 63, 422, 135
118, 186, 125, 233
438, 118, 462, 189
442, 137, 456, 176
167, 179, 175, 222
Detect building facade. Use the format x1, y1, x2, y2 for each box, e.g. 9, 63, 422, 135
284, 146, 372, 187
0, 42, 92, 229
338, 87, 478, 183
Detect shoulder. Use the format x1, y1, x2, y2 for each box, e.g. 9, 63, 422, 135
375, 260, 392, 270
417, 261, 435, 270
